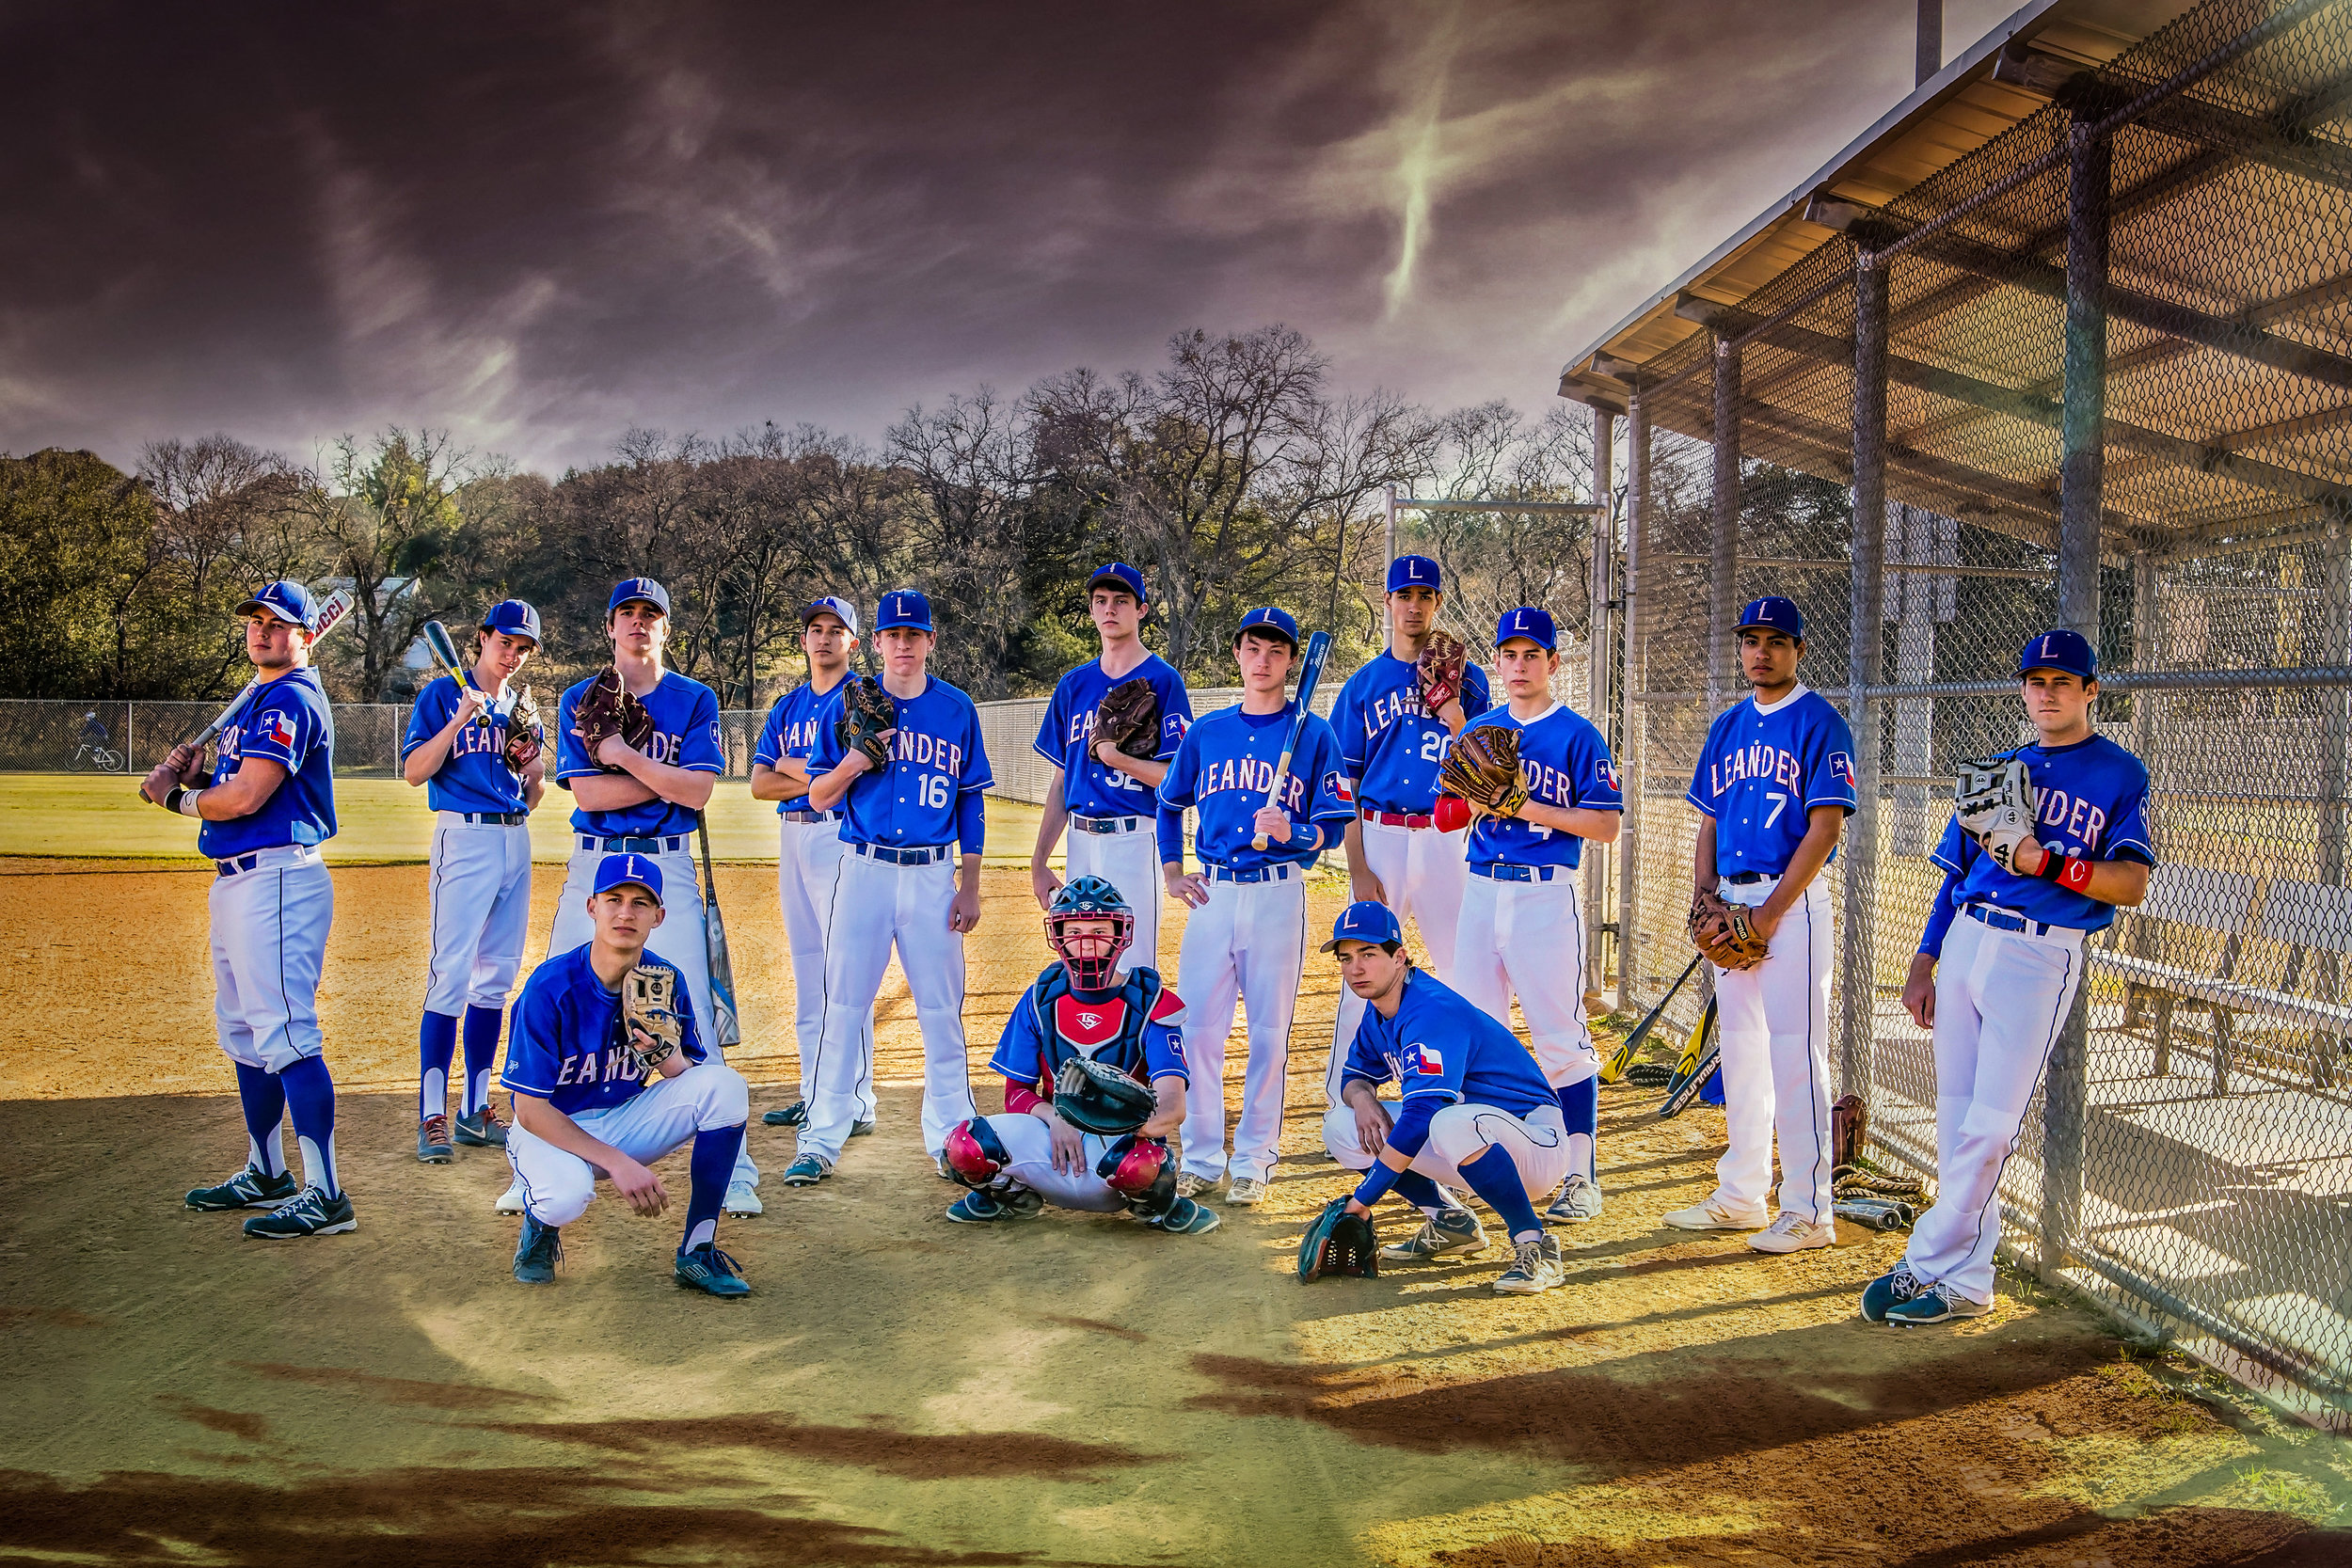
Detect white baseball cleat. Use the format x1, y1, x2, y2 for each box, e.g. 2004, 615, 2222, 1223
723, 1180, 764, 1216
1224, 1177, 1267, 1206
495, 1179, 527, 1214
1661, 1198, 1769, 1231
1746, 1212, 1835, 1253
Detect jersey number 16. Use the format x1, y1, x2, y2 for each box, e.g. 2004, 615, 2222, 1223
921, 772, 952, 810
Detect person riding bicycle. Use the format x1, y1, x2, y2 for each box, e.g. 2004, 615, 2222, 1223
81, 711, 107, 747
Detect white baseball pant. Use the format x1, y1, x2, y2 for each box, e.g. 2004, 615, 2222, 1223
506, 1062, 750, 1227
1064, 816, 1163, 976
1708, 875, 1835, 1225
211, 848, 333, 1073
1451, 867, 1598, 1088
1904, 909, 2085, 1305
958, 1113, 1134, 1213
1322, 1099, 1569, 1199
778, 816, 873, 1118
423, 815, 532, 1016
1175, 867, 1308, 1185
801, 848, 974, 1164
1326, 816, 1470, 1101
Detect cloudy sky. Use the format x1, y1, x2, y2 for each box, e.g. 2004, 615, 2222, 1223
3, 0, 2019, 475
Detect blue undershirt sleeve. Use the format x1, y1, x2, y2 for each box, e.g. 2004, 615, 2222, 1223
1156, 802, 1186, 865
1917, 866, 1963, 958
1351, 1098, 1437, 1208
958, 787, 985, 855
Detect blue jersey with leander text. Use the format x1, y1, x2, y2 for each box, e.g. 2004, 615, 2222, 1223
1687, 685, 1858, 877
554, 671, 725, 838
1154, 704, 1354, 872
402, 674, 531, 816
1033, 655, 1193, 819
1340, 971, 1553, 1117
1330, 651, 1492, 814
1931, 734, 2153, 933
752, 677, 851, 815
501, 945, 707, 1118
200, 668, 337, 858
806, 674, 993, 849
1454, 704, 1621, 870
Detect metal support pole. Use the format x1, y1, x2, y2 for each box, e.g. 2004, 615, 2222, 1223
1383, 484, 1398, 640
1709, 335, 1741, 710
1916, 0, 1942, 87
1843, 251, 1889, 1098
1616, 391, 1648, 1013
1588, 407, 1616, 1001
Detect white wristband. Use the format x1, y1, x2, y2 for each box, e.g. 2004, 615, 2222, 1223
179, 787, 205, 817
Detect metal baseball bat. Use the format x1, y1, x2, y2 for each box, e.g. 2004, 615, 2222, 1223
1598, 952, 1705, 1084
696, 812, 743, 1050
139, 589, 355, 801
1659, 996, 1721, 1120
1250, 630, 1334, 851
421, 619, 493, 726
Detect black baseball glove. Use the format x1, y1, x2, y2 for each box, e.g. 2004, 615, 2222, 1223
1297, 1197, 1379, 1282
835, 673, 898, 769
1053, 1054, 1158, 1135
1092, 677, 1160, 761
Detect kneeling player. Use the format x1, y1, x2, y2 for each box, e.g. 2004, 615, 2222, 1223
938, 877, 1218, 1235
1320, 902, 1571, 1295
502, 853, 754, 1295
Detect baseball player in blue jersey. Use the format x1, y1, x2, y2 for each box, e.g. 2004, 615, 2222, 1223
1865, 629, 2152, 1325
148, 582, 353, 1240
937, 877, 1219, 1234
1324, 555, 1491, 1102
503, 854, 752, 1296
786, 588, 994, 1186
400, 598, 545, 1165
506, 577, 759, 1217
1029, 562, 1194, 976
1157, 606, 1355, 1205
750, 595, 876, 1136
1322, 903, 1575, 1294
1677, 596, 1857, 1251
1436, 607, 1622, 1223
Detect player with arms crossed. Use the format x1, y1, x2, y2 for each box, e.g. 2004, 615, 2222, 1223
1436, 607, 1622, 1223
1677, 597, 1856, 1251
785, 588, 993, 1187
503, 854, 753, 1295
150, 582, 353, 1239
936, 877, 1219, 1235
1865, 629, 2150, 1325
1324, 554, 1490, 1101
400, 599, 546, 1164
750, 595, 876, 1136
1029, 562, 1193, 975
1322, 903, 1576, 1294
1158, 607, 1354, 1205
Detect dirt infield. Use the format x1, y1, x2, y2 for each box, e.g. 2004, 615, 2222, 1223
4, 856, 2346, 1565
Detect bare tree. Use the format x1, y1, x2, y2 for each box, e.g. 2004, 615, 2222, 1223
302, 428, 486, 699
1405, 402, 1597, 657
138, 434, 308, 695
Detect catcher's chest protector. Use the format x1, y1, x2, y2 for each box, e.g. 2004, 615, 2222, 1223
1030, 966, 1165, 1091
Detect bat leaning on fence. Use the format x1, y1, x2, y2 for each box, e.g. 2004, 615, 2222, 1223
136, 589, 356, 802
697, 812, 743, 1050
1250, 629, 1334, 852
1658, 995, 1722, 1120
1598, 952, 1706, 1085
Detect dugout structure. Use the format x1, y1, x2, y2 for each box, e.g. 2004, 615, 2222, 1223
1561, 0, 2352, 1426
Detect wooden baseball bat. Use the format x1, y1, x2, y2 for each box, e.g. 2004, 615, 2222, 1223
1250, 630, 1333, 851
138, 589, 355, 801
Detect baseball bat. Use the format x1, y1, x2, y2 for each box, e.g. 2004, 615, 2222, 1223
1659, 996, 1721, 1120
138, 588, 356, 801
421, 620, 493, 727
1598, 952, 1706, 1085
696, 812, 743, 1050
1250, 629, 1334, 851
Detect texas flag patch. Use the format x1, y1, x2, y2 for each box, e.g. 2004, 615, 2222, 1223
1329, 770, 1355, 805
1406, 1043, 1444, 1076
1595, 758, 1620, 792
1829, 751, 1854, 785
259, 712, 297, 751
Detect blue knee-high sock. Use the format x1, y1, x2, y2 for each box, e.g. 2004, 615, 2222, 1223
460, 1006, 503, 1117
278, 1055, 339, 1197
232, 1062, 289, 1178
1556, 1076, 1599, 1180
1393, 1170, 1448, 1215
1458, 1147, 1543, 1243
418, 1010, 459, 1122
680, 1124, 744, 1255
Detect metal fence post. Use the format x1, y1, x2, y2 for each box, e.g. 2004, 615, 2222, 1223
1588, 405, 1617, 999
1616, 388, 1648, 1013
1844, 250, 1889, 1097
1709, 336, 1741, 710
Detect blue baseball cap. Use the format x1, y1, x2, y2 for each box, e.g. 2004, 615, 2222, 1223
1387, 555, 1443, 594
480, 599, 542, 643
1322, 900, 1405, 953
802, 595, 859, 636
1235, 606, 1299, 649
609, 577, 672, 617
1737, 596, 1804, 638
592, 851, 663, 905
1086, 562, 1148, 606
2019, 627, 2097, 680
1495, 606, 1557, 650
876, 589, 933, 632
237, 580, 321, 631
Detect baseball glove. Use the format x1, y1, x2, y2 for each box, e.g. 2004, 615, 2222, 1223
1830, 1092, 1868, 1170
1954, 752, 2038, 873
502, 685, 544, 773
1416, 630, 1469, 714
1438, 724, 1529, 817
572, 667, 654, 768
1091, 676, 1160, 761
1297, 1196, 1379, 1282
1053, 1054, 1158, 1136
835, 673, 898, 769
1689, 889, 1769, 970
621, 965, 683, 1081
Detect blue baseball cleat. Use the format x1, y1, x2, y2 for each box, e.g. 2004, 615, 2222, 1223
1859, 1264, 1924, 1323
186, 1165, 297, 1212
513, 1215, 562, 1285
243, 1186, 357, 1240
675, 1243, 751, 1297
946, 1188, 1043, 1224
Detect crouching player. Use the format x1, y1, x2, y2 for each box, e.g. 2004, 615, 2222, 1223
1320, 902, 1573, 1295
937, 877, 1220, 1236
502, 853, 754, 1296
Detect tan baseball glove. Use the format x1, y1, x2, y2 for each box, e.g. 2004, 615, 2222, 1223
572, 667, 654, 769
622, 965, 683, 1082
1438, 724, 1529, 817
1689, 888, 1769, 971
1416, 630, 1469, 713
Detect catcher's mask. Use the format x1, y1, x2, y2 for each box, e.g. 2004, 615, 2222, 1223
1045, 875, 1134, 990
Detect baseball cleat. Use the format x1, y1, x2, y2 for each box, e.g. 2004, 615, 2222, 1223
1225, 1176, 1267, 1206
185, 1165, 298, 1212
243, 1186, 357, 1240
1747, 1213, 1836, 1253
417, 1116, 454, 1164
675, 1243, 751, 1298
1149, 1196, 1222, 1235
1661, 1198, 1770, 1231
1492, 1233, 1567, 1294
453, 1107, 507, 1148
946, 1188, 1044, 1224
933, 1152, 959, 1182
850, 1118, 876, 1138
1884, 1281, 1990, 1326
513, 1215, 562, 1284
761, 1100, 808, 1128
1859, 1263, 1925, 1323
1380, 1208, 1486, 1262
495, 1179, 527, 1214
1548, 1173, 1604, 1224
723, 1180, 764, 1216
781, 1153, 833, 1187
1175, 1172, 1216, 1199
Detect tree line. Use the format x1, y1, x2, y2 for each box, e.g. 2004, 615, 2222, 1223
1, 325, 1606, 707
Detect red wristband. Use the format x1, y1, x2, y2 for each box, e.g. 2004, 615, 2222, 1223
2040, 851, 2094, 892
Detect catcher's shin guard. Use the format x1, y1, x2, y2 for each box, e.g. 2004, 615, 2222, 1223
942, 1117, 1011, 1189
1098, 1135, 1177, 1219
